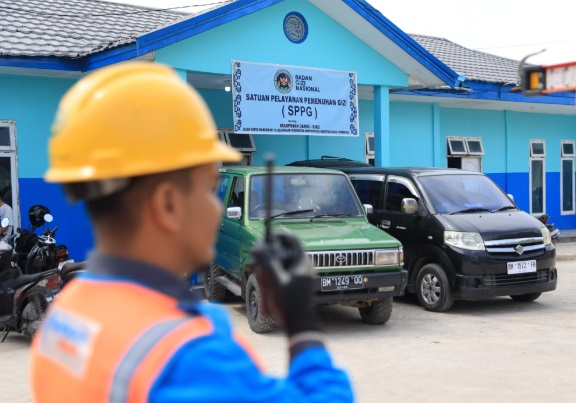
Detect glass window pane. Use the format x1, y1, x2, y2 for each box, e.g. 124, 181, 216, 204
531, 142, 544, 155
562, 159, 574, 212
531, 159, 544, 213
367, 136, 374, 152
562, 142, 574, 156
386, 182, 415, 212
450, 140, 466, 153
216, 176, 230, 202
352, 180, 383, 209
228, 133, 254, 150
0, 127, 11, 147
467, 140, 483, 154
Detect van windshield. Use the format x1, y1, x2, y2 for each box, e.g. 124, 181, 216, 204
418, 174, 515, 214
249, 173, 363, 219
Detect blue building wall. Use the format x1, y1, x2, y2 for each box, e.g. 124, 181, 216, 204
0, 74, 94, 261
156, 0, 408, 88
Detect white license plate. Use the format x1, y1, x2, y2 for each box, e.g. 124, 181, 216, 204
507, 260, 537, 275
320, 275, 365, 291
58, 259, 75, 269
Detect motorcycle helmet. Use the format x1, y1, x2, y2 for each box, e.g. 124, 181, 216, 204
28, 205, 51, 229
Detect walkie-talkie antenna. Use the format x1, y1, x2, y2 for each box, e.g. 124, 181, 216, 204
264, 154, 274, 243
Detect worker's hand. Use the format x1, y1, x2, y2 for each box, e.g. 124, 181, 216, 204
251, 233, 320, 337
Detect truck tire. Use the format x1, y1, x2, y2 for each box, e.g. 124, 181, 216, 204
204, 264, 228, 302
510, 292, 542, 302
416, 263, 454, 312
246, 274, 276, 333
359, 297, 393, 325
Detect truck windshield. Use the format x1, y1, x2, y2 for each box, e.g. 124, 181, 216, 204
249, 174, 363, 219
418, 174, 515, 214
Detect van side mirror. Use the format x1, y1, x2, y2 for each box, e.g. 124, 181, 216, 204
401, 198, 418, 215
363, 204, 374, 215
507, 194, 514, 202
226, 206, 242, 220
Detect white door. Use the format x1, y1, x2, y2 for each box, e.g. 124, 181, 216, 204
0, 121, 20, 228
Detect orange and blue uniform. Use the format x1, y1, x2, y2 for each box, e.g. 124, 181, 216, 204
30, 255, 353, 402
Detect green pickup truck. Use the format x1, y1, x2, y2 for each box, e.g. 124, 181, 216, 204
207, 166, 408, 333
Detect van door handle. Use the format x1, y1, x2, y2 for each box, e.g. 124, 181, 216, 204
380, 220, 390, 229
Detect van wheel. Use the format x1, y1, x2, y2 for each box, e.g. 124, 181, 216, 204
416, 263, 454, 312
359, 297, 393, 324
246, 274, 276, 333
204, 264, 228, 302
510, 292, 541, 302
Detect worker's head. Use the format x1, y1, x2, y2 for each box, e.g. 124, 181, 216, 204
45, 63, 241, 271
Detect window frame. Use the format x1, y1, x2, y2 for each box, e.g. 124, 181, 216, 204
0, 120, 17, 151
465, 137, 485, 156
223, 129, 256, 152
561, 141, 575, 215
530, 139, 546, 158
529, 140, 546, 215
561, 140, 575, 158
447, 136, 468, 156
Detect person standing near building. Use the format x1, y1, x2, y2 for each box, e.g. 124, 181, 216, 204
29, 63, 353, 402
0, 193, 13, 242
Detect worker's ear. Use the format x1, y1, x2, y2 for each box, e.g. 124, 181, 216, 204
148, 182, 183, 234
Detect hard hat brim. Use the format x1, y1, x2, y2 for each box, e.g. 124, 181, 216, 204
45, 141, 243, 183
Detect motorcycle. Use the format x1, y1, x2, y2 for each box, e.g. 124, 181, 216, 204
11, 205, 73, 274
0, 217, 62, 341
538, 214, 560, 243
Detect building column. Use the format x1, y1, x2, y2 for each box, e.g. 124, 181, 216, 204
374, 85, 390, 167
432, 103, 443, 166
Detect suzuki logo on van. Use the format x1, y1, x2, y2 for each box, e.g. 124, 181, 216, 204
515, 245, 524, 255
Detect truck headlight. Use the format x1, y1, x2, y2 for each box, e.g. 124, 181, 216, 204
375, 249, 402, 266
540, 227, 552, 246
444, 231, 485, 251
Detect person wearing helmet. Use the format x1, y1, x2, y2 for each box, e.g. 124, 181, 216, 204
0, 193, 13, 242
29, 63, 353, 402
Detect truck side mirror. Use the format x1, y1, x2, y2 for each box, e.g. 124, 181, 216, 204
363, 204, 373, 215
226, 206, 242, 220
507, 194, 515, 202
401, 198, 418, 215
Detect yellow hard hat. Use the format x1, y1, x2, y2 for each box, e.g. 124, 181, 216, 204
45, 62, 241, 183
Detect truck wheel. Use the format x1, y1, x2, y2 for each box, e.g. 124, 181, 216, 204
359, 297, 393, 324
416, 263, 454, 312
246, 274, 276, 333
204, 264, 228, 302
510, 292, 542, 302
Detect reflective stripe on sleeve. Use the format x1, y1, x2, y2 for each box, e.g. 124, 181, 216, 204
109, 318, 189, 403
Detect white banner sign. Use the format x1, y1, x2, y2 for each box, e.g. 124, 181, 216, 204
232, 60, 358, 136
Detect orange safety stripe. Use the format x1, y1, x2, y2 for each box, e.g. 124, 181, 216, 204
123, 317, 214, 403
234, 331, 266, 372
30, 279, 191, 403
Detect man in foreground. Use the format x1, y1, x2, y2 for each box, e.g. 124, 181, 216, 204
29, 62, 353, 402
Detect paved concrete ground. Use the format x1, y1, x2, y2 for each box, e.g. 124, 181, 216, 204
1, 259, 575, 403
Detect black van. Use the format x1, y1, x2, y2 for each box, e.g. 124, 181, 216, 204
288, 162, 557, 312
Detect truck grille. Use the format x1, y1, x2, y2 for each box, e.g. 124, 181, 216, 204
482, 269, 550, 287
306, 250, 374, 269
484, 237, 545, 260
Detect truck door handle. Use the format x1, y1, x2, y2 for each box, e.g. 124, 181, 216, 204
219, 225, 225, 233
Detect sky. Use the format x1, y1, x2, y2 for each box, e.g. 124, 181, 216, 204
114, 0, 576, 66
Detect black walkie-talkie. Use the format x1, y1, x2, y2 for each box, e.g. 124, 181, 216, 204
264, 155, 274, 244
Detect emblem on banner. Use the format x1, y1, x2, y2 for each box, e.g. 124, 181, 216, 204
274, 69, 293, 94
